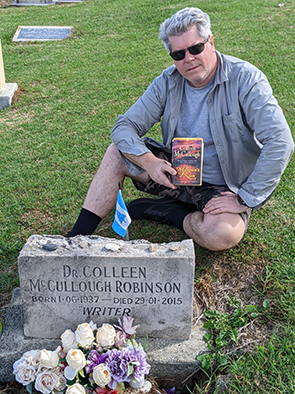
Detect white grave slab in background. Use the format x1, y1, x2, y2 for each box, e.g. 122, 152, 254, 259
12, 0, 84, 5
13, 0, 54, 5
13, 26, 74, 42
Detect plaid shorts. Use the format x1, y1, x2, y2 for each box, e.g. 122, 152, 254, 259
132, 141, 252, 231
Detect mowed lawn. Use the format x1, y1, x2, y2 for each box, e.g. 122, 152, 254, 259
0, 0, 294, 392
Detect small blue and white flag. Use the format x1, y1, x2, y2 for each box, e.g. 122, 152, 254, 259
112, 189, 131, 237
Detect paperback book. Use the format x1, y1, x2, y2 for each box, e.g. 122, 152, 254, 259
171, 137, 203, 186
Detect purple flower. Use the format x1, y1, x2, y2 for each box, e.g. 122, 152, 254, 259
85, 350, 108, 374
125, 347, 150, 382
105, 349, 130, 389
164, 387, 175, 394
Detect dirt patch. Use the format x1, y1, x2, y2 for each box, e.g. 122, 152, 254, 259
195, 256, 265, 311
194, 252, 274, 354
18, 209, 56, 232
0, 0, 13, 7
11, 86, 26, 105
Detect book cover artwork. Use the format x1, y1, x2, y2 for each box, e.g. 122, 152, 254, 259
172, 138, 203, 186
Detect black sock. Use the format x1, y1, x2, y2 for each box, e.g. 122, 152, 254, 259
66, 208, 102, 237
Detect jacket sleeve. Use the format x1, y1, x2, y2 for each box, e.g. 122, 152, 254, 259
111, 72, 168, 158
238, 70, 294, 208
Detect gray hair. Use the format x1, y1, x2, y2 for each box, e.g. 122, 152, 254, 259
159, 7, 212, 52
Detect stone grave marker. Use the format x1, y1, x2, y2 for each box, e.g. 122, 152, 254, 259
18, 234, 195, 340
13, 26, 74, 42
13, 0, 53, 4
12, 0, 84, 5
0, 40, 18, 109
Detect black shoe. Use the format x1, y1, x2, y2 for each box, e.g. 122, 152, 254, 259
127, 197, 190, 230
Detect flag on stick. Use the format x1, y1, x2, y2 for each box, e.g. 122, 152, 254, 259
112, 189, 131, 237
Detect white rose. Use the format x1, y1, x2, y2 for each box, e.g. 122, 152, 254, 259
54, 375, 67, 392
92, 364, 111, 387
37, 366, 48, 374
13, 359, 36, 386
39, 347, 60, 369
66, 383, 86, 394
96, 324, 116, 348
61, 329, 78, 353
66, 349, 86, 372
35, 370, 58, 394
23, 349, 41, 369
53, 367, 67, 392
13, 357, 26, 374
75, 323, 95, 348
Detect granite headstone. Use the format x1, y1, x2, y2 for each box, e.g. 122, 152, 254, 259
18, 235, 195, 340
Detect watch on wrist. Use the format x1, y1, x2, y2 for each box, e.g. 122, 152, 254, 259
237, 195, 248, 207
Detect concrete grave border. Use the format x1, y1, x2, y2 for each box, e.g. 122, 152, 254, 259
0, 289, 208, 393
0, 83, 18, 109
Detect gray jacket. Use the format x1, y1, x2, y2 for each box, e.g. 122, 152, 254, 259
111, 52, 294, 208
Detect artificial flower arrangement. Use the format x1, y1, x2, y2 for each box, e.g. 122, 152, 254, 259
13, 317, 151, 394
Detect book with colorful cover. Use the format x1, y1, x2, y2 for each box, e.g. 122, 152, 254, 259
171, 138, 203, 186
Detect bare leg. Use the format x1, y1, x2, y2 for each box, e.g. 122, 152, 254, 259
83, 143, 148, 217
183, 211, 245, 251
79, 143, 245, 250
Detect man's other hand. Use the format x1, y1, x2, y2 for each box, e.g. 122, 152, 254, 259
202, 191, 249, 215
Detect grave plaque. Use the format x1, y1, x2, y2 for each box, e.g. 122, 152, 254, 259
13, 0, 53, 4
13, 26, 73, 42
18, 235, 195, 340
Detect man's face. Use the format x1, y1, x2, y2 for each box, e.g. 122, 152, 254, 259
168, 25, 217, 88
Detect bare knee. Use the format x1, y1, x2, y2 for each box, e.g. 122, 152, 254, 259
104, 143, 149, 184
195, 230, 240, 251
183, 212, 245, 251
104, 143, 122, 162
102, 143, 128, 174
206, 226, 243, 251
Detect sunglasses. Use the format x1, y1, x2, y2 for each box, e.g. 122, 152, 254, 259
169, 37, 209, 61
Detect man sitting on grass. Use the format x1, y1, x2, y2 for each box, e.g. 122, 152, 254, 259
66, 7, 294, 251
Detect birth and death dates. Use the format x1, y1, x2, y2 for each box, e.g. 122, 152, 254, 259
32, 295, 183, 305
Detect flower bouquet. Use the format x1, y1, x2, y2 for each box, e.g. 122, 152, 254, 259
13, 317, 151, 394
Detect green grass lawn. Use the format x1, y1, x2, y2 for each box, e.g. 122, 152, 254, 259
0, 0, 294, 392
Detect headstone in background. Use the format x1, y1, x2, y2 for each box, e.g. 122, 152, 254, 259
18, 235, 195, 340
13, 26, 74, 42
0, 40, 18, 110
13, 0, 54, 5
12, 0, 84, 5
13, 0, 53, 5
